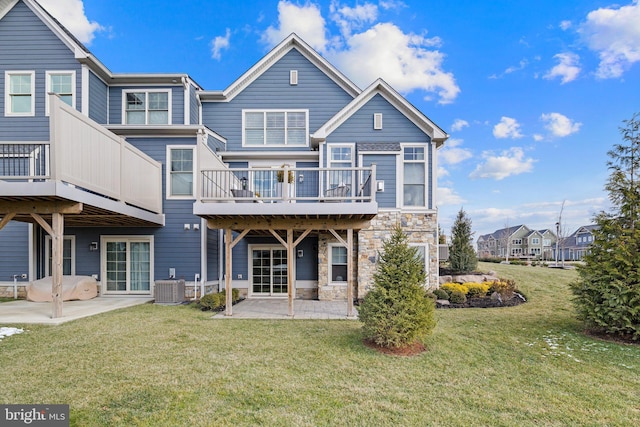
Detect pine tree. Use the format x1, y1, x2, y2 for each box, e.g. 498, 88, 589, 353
358, 225, 436, 349
571, 113, 640, 340
449, 208, 477, 273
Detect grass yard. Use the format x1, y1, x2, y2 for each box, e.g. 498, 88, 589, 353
1, 262, 639, 426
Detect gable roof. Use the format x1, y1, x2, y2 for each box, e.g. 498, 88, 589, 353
569, 224, 599, 237
312, 78, 449, 147
1, 0, 86, 55
1, 0, 202, 89
198, 33, 361, 102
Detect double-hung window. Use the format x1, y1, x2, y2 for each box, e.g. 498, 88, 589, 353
5, 71, 35, 116
46, 71, 75, 115
124, 90, 170, 124
403, 146, 426, 207
243, 110, 307, 146
328, 145, 353, 189
329, 245, 348, 283
167, 146, 194, 198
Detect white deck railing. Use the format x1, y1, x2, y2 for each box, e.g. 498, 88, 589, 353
0, 96, 163, 214
199, 165, 375, 204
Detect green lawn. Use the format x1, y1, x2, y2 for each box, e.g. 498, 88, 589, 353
1, 263, 638, 426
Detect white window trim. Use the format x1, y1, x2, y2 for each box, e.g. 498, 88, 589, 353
400, 143, 428, 209
374, 113, 383, 130
121, 89, 172, 125
247, 244, 291, 298
44, 235, 76, 276
290, 70, 298, 85
166, 145, 196, 200
5, 70, 35, 117
242, 109, 309, 147
100, 235, 154, 295
45, 70, 76, 116
328, 243, 348, 285
327, 143, 355, 192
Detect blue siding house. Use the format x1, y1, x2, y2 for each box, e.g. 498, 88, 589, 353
0, 0, 448, 318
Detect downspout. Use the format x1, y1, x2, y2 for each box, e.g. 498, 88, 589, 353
218, 229, 224, 292
200, 217, 207, 297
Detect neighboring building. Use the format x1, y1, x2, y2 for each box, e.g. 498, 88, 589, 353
555, 225, 599, 261
0, 0, 447, 316
477, 225, 556, 260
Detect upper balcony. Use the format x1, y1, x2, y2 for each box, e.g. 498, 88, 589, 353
0, 97, 164, 227
193, 164, 379, 230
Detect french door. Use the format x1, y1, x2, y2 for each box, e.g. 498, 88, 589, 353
102, 236, 153, 294
250, 247, 288, 297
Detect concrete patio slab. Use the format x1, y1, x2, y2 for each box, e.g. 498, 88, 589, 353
212, 299, 359, 320
0, 297, 154, 325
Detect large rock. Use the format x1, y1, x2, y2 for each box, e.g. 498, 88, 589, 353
439, 273, 500, 285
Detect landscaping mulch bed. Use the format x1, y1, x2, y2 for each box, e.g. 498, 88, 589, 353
436, 293, 527, 309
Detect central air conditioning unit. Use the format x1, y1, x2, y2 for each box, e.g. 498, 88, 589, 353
154, 279, 185, 304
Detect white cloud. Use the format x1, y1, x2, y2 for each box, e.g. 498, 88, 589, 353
330, 1, 378, 38
379, 0, 407, 11
39, 0, 103, 45
533, 134, 544, 142
469, 147, 535, 180
544, 52, 581, 84
262, 1, 328, 53
493, 117, 523, 139
581, 0, 640, 78
560, 20, 572, 30
211, 29, 231, 60
505, 59, 528, 74
439, 138, 472, 165
451, 119, 469, 132
437, 187, 465, 206
541, 112, 582, 137
262, 1, 460, 104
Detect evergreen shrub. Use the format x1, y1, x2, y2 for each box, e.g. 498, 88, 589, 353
358, 226, 437, 349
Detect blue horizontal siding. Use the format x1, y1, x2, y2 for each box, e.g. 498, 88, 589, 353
88, 71, 108, 124
201, 49, 354, 152
327, 94, 430, 144
0, 1, 81, 140
0, 222, 29, 279
361, 154, 397, 208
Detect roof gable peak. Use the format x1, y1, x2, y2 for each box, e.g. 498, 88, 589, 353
199, 33, 361, 102
312, 78, 448, 145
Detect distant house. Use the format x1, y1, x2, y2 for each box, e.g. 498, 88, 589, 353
0, 0, 448, 317
555, 225, 599, 261
477, 225, 556, 260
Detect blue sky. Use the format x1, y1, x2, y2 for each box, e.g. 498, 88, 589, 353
40, 0, 640, 239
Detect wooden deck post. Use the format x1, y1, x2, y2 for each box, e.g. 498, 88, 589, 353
287, 228, 294, 317
347, 228, 354, 318
225, 229, 233, 316
51, 213, 64, 318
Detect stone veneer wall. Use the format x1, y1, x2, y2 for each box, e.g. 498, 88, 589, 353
357, 211, 438, 299
317, 232, 358, 301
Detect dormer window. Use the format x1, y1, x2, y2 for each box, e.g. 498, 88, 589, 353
123, 90, 171, 125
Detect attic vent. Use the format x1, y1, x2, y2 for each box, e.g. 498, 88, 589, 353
290, 70, 298, 85
374, 113, 383, 130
